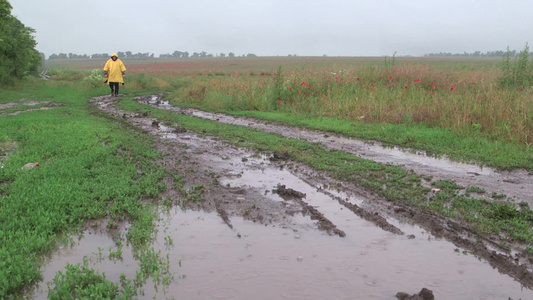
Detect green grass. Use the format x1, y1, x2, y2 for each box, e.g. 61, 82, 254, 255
0, 83, 166, 298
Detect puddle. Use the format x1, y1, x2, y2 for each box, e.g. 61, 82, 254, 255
32, 151, 533, 299
33, 208, 533, 300
137, 95, 533, 205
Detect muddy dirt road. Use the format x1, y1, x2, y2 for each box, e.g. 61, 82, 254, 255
34, 94, 533, 299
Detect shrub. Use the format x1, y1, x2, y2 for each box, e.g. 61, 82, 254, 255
83, 69, 105, 88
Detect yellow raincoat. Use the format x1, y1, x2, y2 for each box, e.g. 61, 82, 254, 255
103, 53, 126, 83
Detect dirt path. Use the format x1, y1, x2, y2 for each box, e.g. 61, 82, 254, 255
137, 94, 533, 206
86, 94, 533, 298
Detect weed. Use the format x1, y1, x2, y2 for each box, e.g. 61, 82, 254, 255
491, 192, 507, 199
134, 247, 173, 287
109, 239, 123, 261
466, 186, 486, 194
83, 69, 106, 88
431, 179, 464, 191
186, 184, 206, 203
48, 259, 136, 299
164, 236, 174, 247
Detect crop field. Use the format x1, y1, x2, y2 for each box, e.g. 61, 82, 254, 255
2, 56, 533, 299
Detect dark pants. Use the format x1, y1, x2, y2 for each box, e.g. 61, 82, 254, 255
109, 82, 119, 95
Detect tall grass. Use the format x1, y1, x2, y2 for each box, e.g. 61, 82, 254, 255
167, 61, 532, 146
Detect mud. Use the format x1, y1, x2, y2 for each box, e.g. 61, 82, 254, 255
0, 100, 64, 116
31, 94, 533, 299
137, 95, 533, 206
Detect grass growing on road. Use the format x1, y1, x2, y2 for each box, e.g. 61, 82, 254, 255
0, 83, 166, 298
119, 97, 533, 248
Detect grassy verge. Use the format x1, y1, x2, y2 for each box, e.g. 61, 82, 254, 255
165, 101, 533, 171
0, 83, 167, 298
229, 110, 533, 170
119, 96, 533, 250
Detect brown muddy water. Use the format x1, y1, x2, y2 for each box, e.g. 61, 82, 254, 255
32, 156, 531, 299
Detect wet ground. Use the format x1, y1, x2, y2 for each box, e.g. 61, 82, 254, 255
32, 94, 533, 299
0, 100, 63, 116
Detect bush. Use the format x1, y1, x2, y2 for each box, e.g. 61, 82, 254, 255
83, 69, 105, 88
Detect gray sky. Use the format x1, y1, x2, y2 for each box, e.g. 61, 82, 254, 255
9, 0, 533, 58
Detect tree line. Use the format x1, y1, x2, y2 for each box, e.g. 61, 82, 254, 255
424, 49, 533, 58
49, 51, 155, 59
0, 0, 41, 86
48, 51, 258, 59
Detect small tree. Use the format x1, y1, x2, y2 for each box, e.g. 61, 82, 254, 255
0, 0, 41, 85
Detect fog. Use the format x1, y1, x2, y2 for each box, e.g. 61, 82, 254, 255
9, 0, 533, 57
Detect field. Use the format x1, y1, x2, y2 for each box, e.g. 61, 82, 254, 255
1, 56, 533, 299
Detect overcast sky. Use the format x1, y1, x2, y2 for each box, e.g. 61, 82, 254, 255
9, 0, 533, 58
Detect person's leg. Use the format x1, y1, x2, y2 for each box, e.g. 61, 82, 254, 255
109, 82, 114, 96
114, 82, 119, 96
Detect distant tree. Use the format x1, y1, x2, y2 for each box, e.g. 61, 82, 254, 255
228, 52, 235, 58
191, 52, 199, 57
200, 51, 207, 57
91, 53, 108, 58
182, 51, 189, 58
125, 51, 132, 57
0, 0, 41, 85
246, 53, 257, 57
117, 51, 125, 58
219, 53, 226, 58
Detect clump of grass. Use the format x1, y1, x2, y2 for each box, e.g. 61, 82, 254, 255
48, 259, 136, 299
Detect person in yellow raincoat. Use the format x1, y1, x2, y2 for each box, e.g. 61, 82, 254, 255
103, 52, 126, 96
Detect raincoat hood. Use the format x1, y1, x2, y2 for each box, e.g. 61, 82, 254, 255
111, 52, 118, 58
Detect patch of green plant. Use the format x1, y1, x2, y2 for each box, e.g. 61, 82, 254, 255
133, 247, 172, 287
0, 84, 166, 297
83, 69, 106, 88
182, 184, 206, 207
109, 239, 124, 261
466, 186, 486, 194
432, 179, 464, 191
48, 259, 136, 300
491, 192, 507, 199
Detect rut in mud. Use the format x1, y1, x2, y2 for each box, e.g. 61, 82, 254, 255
34, 94, 533, 299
